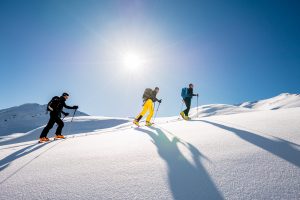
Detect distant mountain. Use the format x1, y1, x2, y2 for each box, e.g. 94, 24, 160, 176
0, 103, 88, 136
238, 93, 300, 110
188, 93, 300, 118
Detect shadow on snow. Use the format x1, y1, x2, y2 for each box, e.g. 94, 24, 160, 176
0, 119, 129, 146
137, 126, 223, 200
0, 143, 47, 172
200, 120, 300, 168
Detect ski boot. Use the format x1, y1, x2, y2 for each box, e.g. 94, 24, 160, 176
54, 135, 65, 140
39, 137, 50, 143
183, 115, 190, 120
145, 121, 153, 127
180, 111, 186, 119
133, 120, 140, 127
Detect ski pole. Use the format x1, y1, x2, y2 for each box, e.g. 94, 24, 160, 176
153, 102, 161, 123
65, 109, 77, 136
71, 109, 77, 122
197, 95, 199, 118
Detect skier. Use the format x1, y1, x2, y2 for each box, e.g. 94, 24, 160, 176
39, 92, 78, 143
133, 87, 162, 127
180, 83, 198, 120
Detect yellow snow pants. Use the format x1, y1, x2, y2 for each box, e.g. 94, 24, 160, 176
136, 99, 154, 122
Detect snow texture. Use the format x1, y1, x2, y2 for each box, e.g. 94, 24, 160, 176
0, 93, 300, 199
0, 103, 88, 137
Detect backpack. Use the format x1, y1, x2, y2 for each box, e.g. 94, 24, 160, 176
143, 88, 153, 101
181, 87, 188, 99
47, 96, 60, 112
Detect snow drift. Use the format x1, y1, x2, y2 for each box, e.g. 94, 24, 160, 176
0, 106, 299, 199
0, 93, 300, 199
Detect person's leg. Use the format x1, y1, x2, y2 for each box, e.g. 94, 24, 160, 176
183, 99, 188, 115
55, 116, 64, 135
146, 101, 154, 122
186, 98, 191, 116
183, 98, 191, 116
135, 99, 151, 122
40, 115, 55, 138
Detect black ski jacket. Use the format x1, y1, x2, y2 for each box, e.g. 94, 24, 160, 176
49, 96, 75, 116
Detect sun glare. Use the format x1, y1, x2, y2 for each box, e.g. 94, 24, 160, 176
123, 52, 145, 71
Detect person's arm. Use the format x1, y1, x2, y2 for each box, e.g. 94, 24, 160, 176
151, 91, 159, 102
154, 95, 162, 103
190, 88, 198, 96
63, 101, 78, 109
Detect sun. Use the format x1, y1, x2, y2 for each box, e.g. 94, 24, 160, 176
123, 52, 145, 71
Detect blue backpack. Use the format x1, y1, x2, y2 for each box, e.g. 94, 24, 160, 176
181, 87, 188, 99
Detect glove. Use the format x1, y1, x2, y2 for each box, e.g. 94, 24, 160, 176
73, 105, 79, 109
158, 99, 162, 103
63, 112, 69, 117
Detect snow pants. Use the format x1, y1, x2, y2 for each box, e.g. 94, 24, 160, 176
40, 112, 64, 138
136, 99, 154, 122
183, 98, 192, 116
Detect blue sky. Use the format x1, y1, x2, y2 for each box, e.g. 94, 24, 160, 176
1, 0, 300, 117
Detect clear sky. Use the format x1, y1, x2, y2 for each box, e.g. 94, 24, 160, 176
1, 0, 300, 117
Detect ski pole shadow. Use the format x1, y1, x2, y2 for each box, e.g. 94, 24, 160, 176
201, 120, 300, 168
138, 127, 223, 200
0, 143, 47, 172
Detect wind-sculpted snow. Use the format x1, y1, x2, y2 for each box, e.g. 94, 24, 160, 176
239, 93, 300, 110
0, 108, 299, 199
188, 93, 300, 118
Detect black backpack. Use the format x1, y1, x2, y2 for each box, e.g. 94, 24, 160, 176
47, 96, 60, 112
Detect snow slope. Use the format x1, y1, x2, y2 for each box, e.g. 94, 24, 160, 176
1, 93, 299, 139
239, 93, 300, 110
0, 108, 299, 200
188, 104, 253, 118
186, 93, 300, 119
0, 116, 130, 146
0, 103, 88, 137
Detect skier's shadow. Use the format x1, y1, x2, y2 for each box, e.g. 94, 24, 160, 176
137, 127, 223, 200
0, 119, 130, 146
200, 120, 300, 168
0, 143, 46, 172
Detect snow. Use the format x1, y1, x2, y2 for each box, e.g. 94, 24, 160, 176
0, 103, 88, 137
239, 93, 300, 110
0, 116, 130, 146
188, 104, 253, 118
0, 93, 300, 199
1, 110, 300, 199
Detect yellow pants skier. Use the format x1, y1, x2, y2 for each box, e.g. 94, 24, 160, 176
134, 99, 154, 126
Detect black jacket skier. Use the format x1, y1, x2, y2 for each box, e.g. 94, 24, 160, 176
39, 93, 78, 142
